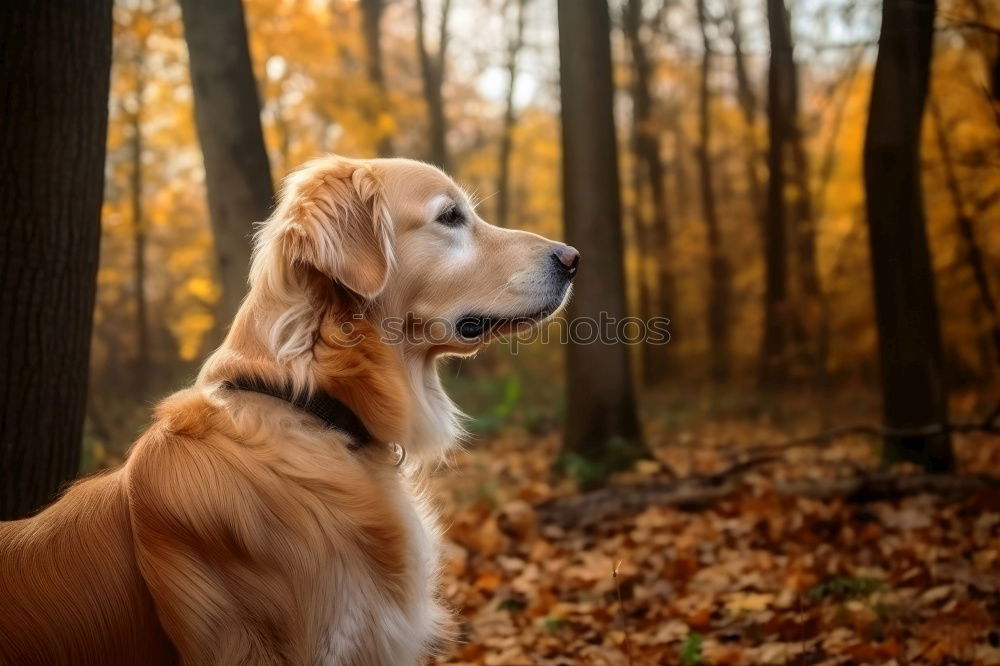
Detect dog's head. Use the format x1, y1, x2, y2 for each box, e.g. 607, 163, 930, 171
254, 155, 577, 356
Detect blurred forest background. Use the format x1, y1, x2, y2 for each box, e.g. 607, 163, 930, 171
3, 0, 1000, 662
88, 0, 999, 466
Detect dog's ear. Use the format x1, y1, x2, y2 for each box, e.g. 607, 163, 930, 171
279, 159, 393, 299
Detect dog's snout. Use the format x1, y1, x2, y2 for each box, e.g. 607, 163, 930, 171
552, 245, 580, 279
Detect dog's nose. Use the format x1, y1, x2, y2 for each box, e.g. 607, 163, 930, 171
552, 245, 580, 278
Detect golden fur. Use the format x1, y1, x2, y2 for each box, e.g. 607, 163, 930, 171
0, 156, 574, 665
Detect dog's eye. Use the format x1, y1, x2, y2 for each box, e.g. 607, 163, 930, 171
435, 205, 465, 227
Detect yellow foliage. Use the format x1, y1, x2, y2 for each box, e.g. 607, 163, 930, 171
92, 0, 999, 440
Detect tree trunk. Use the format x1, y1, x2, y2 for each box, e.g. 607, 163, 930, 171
360, 0, 393, 156
670, 114, 691, 219
629, 149, 660, 386
696, 0, 730, 381
496, 0, 527, 229
930, 99, 1000, 364
415, 0, 452, 171
624, 0, 675, 385
557, 0, 646, 484
760, 0, 793, 386
131, 112, 150, 394
863, 0, 953, 471
778, 0, 823, 378
0, 0, 112, 519
627, 137, 657, 384
726, 0, 765, 228
130, 46, 150, 395
178, 0, 274, 328
790, 131, 820, 314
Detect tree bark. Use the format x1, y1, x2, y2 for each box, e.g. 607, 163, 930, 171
557, 0, 646, 484
496, 0, 527, 229
415, 0, 452, 171
628, 163, 657, 382
0, 0, 113, 519
624, 0, 675, 385
696, 0, 731, 381
130, 42, 150, 395
670, 113, 691, 220
760, 0, 793, 386
790, 129, 820, 314
178, 0, 274, 328
726, 0, 764, 228
778, 0, 824, 378
360, 0, 393, 156
863, 0, 953, 471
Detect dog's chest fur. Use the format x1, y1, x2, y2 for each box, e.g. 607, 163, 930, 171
233, 399, 448, 665
318, 477, 445, 665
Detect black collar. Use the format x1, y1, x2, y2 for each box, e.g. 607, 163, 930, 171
221, 377, 373, 449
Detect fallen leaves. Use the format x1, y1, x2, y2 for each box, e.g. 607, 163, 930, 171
430, 419, 1000, 665
724, 592, 774, 614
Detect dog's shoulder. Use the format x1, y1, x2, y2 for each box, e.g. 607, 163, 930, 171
124, 386, 249, 489
150, 386, 227, 440
123, 386, 267, 524
123, 387, 325, 662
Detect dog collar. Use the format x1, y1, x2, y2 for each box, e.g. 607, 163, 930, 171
221, 377, 373, 450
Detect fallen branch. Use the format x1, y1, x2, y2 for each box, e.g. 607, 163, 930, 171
536, 477, 735, 529
741, 401, 1000, 459
537, 473, 1000, 529
538, 404, 1000, 528
776, 472, 1000, 501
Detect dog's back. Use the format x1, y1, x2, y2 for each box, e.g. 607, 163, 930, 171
0, 471, 175, 665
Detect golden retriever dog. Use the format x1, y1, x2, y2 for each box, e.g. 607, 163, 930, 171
0, 155, 578, 665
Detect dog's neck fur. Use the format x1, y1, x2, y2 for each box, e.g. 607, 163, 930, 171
197, 265, 462, 464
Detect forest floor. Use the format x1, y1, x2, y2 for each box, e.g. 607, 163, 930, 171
429, 391, 1000, 665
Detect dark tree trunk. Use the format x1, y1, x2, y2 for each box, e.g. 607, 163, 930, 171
624, 0, 675, 385
178, 0, 274, 328
930, 100, 1000, 364
557, 0, 646, 483
360, 0, 393, 156
629, 152, 659, 386
131, 107, 150, 394
760, 0, 793, 386
727, 0, 764, 228
696, 0, 731, 381
790, 132, 820, 311
670, 114, 691, 219
0, 0, 112, 519
863, 0, 953, 471
628, 162, 656, 371
130, 46, 150, 395
626, 136, 657, 383
777, 0, 824, 378
415, 0, 451, 171
496, 0, 527, 229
